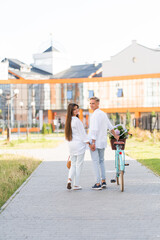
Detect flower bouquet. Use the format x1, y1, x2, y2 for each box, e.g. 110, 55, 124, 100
109, 124, 129, 150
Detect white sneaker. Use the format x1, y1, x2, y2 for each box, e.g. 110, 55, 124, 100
73, 186, 82, 190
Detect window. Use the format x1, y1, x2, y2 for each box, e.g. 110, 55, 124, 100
117, 88, 123, 97
67, 90, 72, 100
89, 90, 94, 98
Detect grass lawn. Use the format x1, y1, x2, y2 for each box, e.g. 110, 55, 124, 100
125, 137, 160, 176
0, 137, 64, 149
0, 136, 64, 208
0, 154, 41, 209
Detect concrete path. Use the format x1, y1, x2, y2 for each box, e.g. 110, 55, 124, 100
0, 141, 160, 240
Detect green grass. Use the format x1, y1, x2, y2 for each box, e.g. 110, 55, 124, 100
0, 136, 64, 209
0, 137, 64, 149
30, 132, 65, 137
125, 137, 160, 176
0, 154, 41, 209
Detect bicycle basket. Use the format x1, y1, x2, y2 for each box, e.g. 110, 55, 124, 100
110, 138, 126, 150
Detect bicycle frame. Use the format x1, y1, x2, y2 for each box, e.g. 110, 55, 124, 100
115, 144, 125, 177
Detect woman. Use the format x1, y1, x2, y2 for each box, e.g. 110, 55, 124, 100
65, 103, 89, 190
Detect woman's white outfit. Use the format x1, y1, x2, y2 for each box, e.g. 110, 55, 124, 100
68, 116, 89, 186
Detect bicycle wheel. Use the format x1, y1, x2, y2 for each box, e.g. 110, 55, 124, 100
120, 170, 124, 192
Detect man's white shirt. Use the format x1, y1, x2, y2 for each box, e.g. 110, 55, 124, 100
89, 108, 113, 149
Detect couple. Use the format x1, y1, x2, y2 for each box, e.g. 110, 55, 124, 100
65, 97, 119, 190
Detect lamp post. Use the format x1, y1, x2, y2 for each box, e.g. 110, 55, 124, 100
19, 101, 24, 124
26, 101, 35, 140
0, 88, 19, 141
19, 101, 24, 137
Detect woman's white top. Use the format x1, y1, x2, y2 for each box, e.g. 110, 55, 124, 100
68, 116, 89, 156
89, 108, 113, 149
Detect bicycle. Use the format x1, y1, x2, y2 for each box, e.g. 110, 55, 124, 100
109, 129, 131, 192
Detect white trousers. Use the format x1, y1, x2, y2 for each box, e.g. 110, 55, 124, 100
68, 153, 85, 186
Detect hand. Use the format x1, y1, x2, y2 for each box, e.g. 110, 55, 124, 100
89, 144, 96, 151
115, 135, 120, 141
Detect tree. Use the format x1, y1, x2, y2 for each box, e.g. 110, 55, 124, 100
0, 109, 2, 119
151, 111, 156, 117
42, 123, 47, 134
126, 110, 131, 128
42, 123, 53, 134
110, 113, 116, 125
115, 112, 120, 125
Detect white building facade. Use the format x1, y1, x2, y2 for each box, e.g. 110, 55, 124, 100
102, 40, 160, 112
32, 46, 70, 75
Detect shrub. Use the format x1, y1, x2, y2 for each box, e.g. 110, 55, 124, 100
115, 113, 120, 125
19, 164, 28, 175
126, 110, 131, 128
131, 127, 160, 142
42, 123, 53, 134
46, 123, 52, 134
42, 123, 47, 134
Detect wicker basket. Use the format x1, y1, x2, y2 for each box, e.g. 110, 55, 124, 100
110, 138, 126, 150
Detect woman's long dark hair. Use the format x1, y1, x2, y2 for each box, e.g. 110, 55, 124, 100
65, 103, 79, 141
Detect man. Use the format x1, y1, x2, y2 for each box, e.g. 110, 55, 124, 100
89, 97, 119, 190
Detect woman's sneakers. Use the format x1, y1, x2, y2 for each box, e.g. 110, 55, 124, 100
73, 186, 82, 190
67, 180, 72, 190
67, 182, 82, 190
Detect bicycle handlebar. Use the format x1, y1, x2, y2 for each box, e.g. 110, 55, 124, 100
108, 125, 132, 139
108, 129, 127, 137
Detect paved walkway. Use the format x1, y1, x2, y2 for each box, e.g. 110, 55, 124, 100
0, 141, 160, 240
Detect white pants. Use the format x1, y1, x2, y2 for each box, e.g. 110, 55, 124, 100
68, 153, 85, 186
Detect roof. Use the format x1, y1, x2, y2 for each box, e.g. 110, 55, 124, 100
52, 63, 102, 79
8, 72, 17, 79
2, 58, 102, 80
1, 58, 52, 80
31, 67, 52, 75
112, 40, 160, 59
43, 46, 59, 53
93, 72, 102, 77
8, 68, 52, 80
2, 58, 30, 70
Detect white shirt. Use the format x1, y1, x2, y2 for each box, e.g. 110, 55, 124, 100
68, 116, 89, 156
89, 108, 113, 149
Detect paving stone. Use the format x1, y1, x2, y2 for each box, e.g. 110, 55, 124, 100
0, 141, 160, 240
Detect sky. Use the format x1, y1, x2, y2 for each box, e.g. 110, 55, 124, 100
0, 0, 160, 66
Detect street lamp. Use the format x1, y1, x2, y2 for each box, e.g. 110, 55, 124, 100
31, 101, 35, 121
0, 88, 19, 141
19, 101, 24, 124
26, 101, 35, 140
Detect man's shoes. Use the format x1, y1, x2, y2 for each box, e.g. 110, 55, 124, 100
67, 180, 72, 190
73, 186, 82, 190
101, 181, 107, 188
92, 183, 102, 190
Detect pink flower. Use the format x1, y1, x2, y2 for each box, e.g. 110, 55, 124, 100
115, 129, 120, 135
